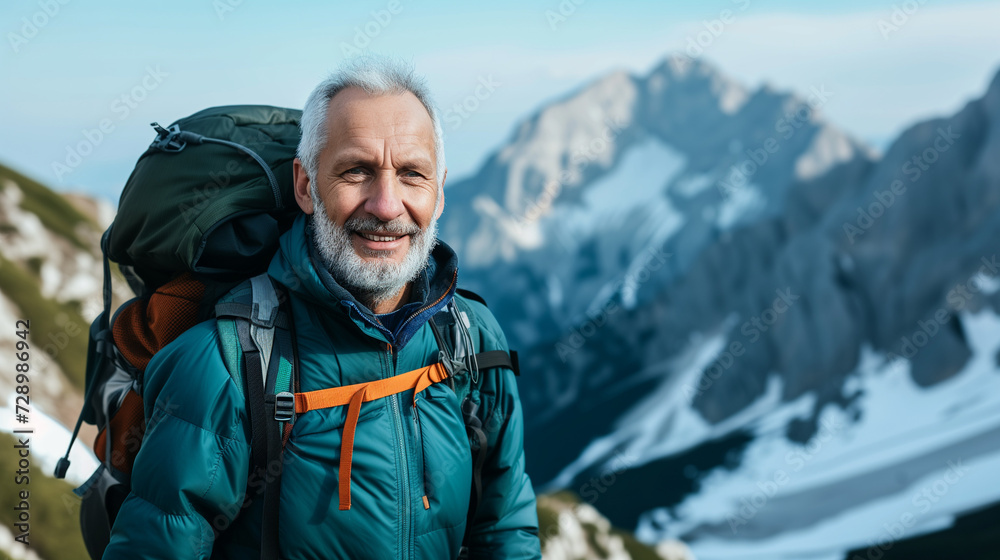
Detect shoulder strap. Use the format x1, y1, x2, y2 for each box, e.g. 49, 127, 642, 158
455, 287, 488, 308
215, 273, 297, 560
429, 294, 519, 559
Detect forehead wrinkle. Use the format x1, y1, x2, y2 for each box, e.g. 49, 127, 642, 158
325, 92, 438, 172
331, 131, 434, 170
331, 143, 431, 169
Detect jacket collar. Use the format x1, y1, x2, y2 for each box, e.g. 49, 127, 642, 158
268, 213, 458, 349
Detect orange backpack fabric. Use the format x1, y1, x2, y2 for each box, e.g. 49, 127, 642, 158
93, 274, 206, 473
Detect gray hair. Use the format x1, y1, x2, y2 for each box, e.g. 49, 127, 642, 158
298, 56, 446, 186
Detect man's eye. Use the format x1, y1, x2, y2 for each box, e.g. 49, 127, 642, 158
345, 167, 368, 176
404, 170, 423, 178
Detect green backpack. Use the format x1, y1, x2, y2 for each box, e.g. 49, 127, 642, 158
53, 105, 302, 558
109, 105, 303, 289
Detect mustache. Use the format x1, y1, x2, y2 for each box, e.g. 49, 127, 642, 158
344, 215, 421, 236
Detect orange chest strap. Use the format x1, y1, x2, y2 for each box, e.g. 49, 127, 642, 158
292, 362, 451, 511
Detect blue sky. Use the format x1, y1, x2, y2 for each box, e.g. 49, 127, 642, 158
2, 0, 999, 202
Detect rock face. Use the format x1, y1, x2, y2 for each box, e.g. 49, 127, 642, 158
538, 491, 694, 560
439, 55, 1000, 557
442, 56, 870, 349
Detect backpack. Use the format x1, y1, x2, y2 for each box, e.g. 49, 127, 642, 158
53, 105, 519, 560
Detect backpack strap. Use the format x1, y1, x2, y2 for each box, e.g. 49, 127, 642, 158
428, 294, 519, 559
55, 227, 116, 480
215, 273, 297, 560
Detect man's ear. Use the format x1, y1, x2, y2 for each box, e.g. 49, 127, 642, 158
293, 158, 314, 215
434, 167, 447, 220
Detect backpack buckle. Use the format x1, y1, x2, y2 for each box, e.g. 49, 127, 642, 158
150, 122, 187, 152
273, 391, 295, 422
439, 350, 467, 378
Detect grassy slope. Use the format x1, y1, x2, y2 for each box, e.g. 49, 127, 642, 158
0, 163, 97, 250
0, 254, 89, 391
0, 432, 89, 560
0, 163, 100, 392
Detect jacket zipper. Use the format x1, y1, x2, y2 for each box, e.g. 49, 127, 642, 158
373, 277, 453, 558
387, 342, 411, 560
396, 270, 457, 336
413, 397, 428, 509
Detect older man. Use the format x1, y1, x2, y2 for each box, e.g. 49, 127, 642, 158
104, 57, 540, 559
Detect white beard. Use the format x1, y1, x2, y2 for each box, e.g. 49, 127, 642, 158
310, 188, 439, 308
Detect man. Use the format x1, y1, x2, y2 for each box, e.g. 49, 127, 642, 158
104, 57, 541, 559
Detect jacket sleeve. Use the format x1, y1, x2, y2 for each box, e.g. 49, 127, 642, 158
466, 304, 542, 559
103, 322, 251, 560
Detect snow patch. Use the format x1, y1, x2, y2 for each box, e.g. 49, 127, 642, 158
717, 184, 766, 230
635, 309, 1000, 559
555, 137, 686, 242
673, 174, 713, 198
794, 125, 857, 181
1, 393, 99, 487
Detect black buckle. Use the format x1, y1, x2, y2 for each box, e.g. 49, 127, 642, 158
150, 122, 187, 152
273, 391, 295, 422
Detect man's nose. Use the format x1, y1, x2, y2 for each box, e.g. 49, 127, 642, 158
363, 171, 405, 222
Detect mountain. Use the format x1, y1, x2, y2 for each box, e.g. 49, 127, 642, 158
440, 56, 1000, 559
442, 56, 871, 348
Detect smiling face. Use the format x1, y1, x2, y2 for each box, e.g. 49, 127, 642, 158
293, 87, 446, 310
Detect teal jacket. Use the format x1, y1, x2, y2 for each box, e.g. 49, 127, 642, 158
104, 215, 541, 559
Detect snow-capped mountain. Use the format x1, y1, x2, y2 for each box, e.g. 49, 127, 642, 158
440, 56, 1000, 559
442, 55, 871, 347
